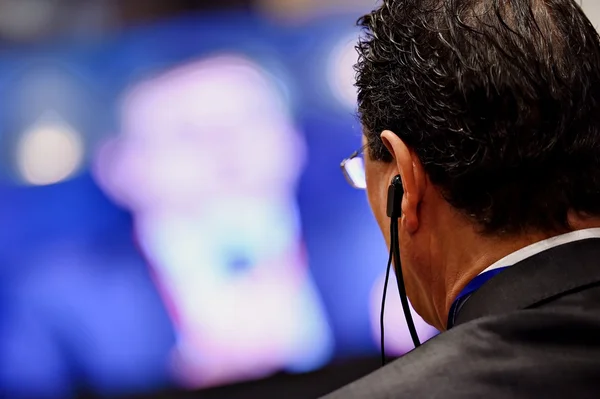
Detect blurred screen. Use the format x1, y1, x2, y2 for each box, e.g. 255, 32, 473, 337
0, 9, 438, 399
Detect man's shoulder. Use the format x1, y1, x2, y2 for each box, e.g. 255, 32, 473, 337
322, 309, 600, 399
321, 317, 487, 399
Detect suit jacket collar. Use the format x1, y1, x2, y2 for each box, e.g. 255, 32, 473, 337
454, 237, 600, 327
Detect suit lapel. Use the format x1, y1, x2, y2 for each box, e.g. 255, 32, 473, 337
454, 238, 600, 327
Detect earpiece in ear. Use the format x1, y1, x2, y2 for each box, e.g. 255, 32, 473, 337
386, 175, 403, 218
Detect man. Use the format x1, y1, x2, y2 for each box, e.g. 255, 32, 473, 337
327, 0, 600, 397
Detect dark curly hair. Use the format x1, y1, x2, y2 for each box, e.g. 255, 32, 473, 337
356, 0, 600, 235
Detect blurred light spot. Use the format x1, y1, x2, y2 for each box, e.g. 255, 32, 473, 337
581, 0, 600, 30
255, 0, 377, 20
327, 35, 359, 109
0, 0, 55, 41
17, 116, 84, 185
94, 55, 332, 388
97, 54, 303, 210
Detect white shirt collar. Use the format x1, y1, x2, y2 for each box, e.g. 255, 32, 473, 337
479, 228, 600, 275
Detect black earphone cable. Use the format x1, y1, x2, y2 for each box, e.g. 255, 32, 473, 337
380, 216, 421, 367
380, 225, 395, 366
391, 217, 421, 349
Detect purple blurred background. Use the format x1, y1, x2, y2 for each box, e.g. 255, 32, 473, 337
0, 0, 596, 398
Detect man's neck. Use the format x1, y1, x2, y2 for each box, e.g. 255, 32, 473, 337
437, 216, 600, 331
437, 233, 545, 330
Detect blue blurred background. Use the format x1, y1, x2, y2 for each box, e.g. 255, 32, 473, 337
0, 0, 595, 398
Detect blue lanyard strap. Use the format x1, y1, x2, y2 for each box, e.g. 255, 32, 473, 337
447, 266, 511, 329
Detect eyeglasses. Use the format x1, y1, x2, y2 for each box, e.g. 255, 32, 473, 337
340, 144, 368, 189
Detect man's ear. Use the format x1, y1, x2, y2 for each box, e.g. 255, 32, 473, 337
380, 130, 426, 234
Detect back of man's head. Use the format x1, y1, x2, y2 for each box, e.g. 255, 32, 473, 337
356, 0, 600, 235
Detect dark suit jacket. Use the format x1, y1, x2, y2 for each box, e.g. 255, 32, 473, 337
323, 238, 600, 398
